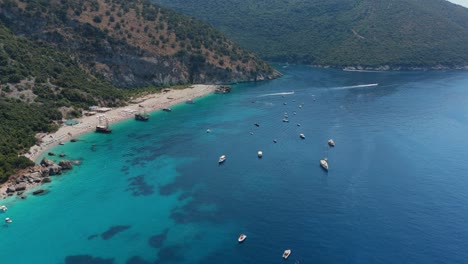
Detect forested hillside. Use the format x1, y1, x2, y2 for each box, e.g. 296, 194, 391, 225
0, 0, 279, 183
154, 0, 468, 69
1, 0, 279, 87
0, 22, 129, 182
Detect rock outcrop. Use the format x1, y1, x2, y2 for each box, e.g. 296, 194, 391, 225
1, 158, 74, 198
58, 160, 73, 170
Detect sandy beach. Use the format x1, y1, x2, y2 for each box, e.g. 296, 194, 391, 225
24, 84, 217, 162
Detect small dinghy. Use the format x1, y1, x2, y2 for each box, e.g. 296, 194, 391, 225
238, 234, 247, 243
299, 133, 305, 139
282, 249, 291, 259
219, 155, 226, 163
5, 217, 12, 223
328, 139, 335, 147
258, 151, 263, 158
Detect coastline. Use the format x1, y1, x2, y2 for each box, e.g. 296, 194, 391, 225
24, 84, 217, 162
1, 84, 216, 199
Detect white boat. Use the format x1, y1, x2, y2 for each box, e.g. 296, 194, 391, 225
238, 234, 247, 243
282, 249, 291, 259
328, 139, 335, 147
219, 155, 226, 163
320, 159, 329, 171
0, 205, 7, 211
300, 133, 305, 139
206, 129, 211, 133
258, 151, 263, 158
5, 217, 12, 223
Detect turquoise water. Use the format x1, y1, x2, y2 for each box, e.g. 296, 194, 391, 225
2, 65, 468, 263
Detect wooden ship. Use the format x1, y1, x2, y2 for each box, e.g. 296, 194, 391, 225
135, 106, 149, 121
96, 116, 112, 133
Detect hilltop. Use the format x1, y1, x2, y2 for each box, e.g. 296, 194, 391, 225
154, 0, 468, 69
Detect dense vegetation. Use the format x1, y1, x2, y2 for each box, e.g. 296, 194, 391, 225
0, 0, 278, 183
154, 0, 468, 68
1, 0, 277, 87
0, 23, 128, 182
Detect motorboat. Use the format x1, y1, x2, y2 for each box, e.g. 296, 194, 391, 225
238, 234, 247, 243
5, 217, 12, 223
282, 118, 289, 122
215, 86, 231, 94
273, 139, 278, 143
206, 129, 211, 133
0, 205, 7, 211
258, 151, 263, 158
299, 133, 305, 139
320, 159, 329, 171
162, 108, 172, 112
254, 123, 260, 127
328, 139, 335, 147
219, 155, 226, 163
282, 249, 291, 259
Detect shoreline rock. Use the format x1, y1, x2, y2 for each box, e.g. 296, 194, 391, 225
1, 158, 73, 199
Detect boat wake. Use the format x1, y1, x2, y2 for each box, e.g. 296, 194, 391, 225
343, 69, 383, 73
258, 91, 295, 97
330, 83, 379, 90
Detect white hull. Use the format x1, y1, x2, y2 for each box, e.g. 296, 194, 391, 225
320, 159, 329, 171
238, 234, 247, 243
219, 155, 226, 163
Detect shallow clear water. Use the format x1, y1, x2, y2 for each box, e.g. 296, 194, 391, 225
1, 65, 468, 264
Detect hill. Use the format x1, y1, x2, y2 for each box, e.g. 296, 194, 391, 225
0, 0, 280, 183
0, 0, 279, 88
153, 0, 468, 69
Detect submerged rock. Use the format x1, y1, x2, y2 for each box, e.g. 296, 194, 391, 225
32, 189, 48, 195
42, 177, 52, 183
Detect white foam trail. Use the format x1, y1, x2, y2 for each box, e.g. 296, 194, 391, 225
343, 69, 383, 73
258, 91, 295, 97
331, 83, 379, 90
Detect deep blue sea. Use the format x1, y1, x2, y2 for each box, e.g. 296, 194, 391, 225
1, 65, 468, 264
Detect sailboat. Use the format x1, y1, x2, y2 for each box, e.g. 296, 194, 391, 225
96, 116, 112, 133
135, 106, 149, 121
